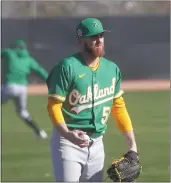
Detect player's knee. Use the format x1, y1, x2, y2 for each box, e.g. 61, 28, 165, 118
17, 109, 30, 120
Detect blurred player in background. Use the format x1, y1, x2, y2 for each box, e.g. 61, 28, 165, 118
1, 40, 48, 139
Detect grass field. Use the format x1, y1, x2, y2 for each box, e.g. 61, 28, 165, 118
2, 91, 170, 182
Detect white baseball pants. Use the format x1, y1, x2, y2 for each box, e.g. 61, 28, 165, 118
50, 127, 105, 182
1, 83, 30, 119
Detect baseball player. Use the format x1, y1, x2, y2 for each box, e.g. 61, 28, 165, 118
1, 40, 48, 139
46, 18, 138, 181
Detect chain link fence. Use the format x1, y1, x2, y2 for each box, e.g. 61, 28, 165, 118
2, 1, 170, 18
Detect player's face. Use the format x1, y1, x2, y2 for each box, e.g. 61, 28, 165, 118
82, 33, 105, 57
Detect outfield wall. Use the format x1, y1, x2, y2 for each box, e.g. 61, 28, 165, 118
1, 15, 170, 83
27, 80, 170, 95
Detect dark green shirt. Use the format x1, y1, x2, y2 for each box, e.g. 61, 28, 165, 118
1, 48, 48, 85
47, 52, 123, 136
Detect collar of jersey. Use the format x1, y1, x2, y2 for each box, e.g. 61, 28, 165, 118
89, 59, 100, 71
77, 52, 101, 71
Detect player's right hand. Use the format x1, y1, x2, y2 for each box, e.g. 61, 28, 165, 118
65, 130, 89, 147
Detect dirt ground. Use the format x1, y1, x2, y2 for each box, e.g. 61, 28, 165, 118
27, 79, 170, 95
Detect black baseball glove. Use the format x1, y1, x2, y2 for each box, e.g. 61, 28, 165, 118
107, 150, 142, 182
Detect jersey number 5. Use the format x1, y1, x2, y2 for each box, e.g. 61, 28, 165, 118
101, 107, 111, 124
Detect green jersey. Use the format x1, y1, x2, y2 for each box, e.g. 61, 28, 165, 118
1, 48, 48, 85
47, 52, 123, 137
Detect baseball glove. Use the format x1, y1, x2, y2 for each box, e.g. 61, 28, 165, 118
107, 150, 142, 182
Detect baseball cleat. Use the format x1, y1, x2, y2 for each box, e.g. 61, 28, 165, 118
39, 130, 48, 139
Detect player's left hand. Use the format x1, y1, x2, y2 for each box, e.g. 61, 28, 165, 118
107, 150, 142, 182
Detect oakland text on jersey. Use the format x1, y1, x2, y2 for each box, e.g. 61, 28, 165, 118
69, 78, 116, 114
